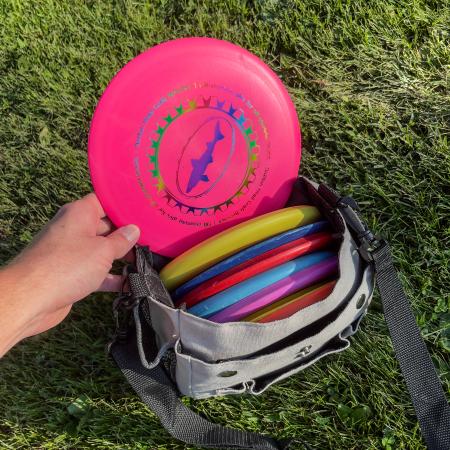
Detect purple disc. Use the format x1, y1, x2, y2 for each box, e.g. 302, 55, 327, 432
208, 255, 338, 323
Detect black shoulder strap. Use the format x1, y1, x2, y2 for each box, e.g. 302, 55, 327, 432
110, 188, 450, 450
372, 242, 450, 450
110, 332, 293, 450
331, 189, 450, 450
110, 247, 295, 450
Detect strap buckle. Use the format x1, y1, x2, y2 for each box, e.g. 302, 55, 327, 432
336, 196, 385, 262
112, 274, 139, 345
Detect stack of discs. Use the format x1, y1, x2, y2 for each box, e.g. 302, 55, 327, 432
86, 38, 335, 323
160, 205, 339, 323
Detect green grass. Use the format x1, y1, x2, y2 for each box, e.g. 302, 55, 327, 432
1, 0, 449, 448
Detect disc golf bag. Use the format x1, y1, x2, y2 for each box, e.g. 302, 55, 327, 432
109, 177, 450, 450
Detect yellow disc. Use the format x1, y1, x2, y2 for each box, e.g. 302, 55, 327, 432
160, 205, 321, 291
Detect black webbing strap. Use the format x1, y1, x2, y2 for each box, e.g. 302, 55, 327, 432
110, 247, 294, 450
372, 243, 450, 450
110, 331, 293, 450
325, 183, 450, 450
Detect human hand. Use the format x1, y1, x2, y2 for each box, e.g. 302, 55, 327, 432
0, 193, 140, 356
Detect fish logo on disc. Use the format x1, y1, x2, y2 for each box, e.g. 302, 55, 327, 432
187, 121, 224, 193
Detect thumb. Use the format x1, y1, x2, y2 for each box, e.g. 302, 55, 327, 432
105, 224, 140, 259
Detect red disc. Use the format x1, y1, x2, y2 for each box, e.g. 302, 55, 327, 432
178, 231, 333, 307
247, 280, 337, 323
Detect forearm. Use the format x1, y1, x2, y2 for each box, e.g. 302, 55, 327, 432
0, 194, 139, 357
0, 264, 35, 357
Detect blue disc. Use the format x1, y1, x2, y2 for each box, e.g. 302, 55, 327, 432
172, 220, 329, 301
173, 220, 329, 300
188, 250, 334, 318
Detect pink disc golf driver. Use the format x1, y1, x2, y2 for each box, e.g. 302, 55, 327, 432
89, 38, 301, 257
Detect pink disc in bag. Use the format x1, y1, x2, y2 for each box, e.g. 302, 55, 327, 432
88, 38, 301, 257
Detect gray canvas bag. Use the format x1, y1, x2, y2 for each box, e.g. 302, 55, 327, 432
109, 177, 450, 450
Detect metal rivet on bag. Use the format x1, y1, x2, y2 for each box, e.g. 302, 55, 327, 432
218, 370, 238, 378
356, 294, 366, 309
296, 345, 312, 358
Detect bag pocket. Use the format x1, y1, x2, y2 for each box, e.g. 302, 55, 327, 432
146, 221, 365, 364
172, 263, 374, 399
